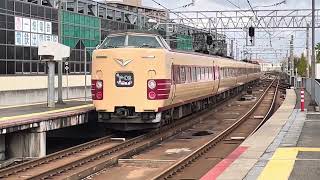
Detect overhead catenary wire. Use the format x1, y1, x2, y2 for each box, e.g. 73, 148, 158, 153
253, 0, 286, 9
170, 0, 195, 10
149, 0, 196, 26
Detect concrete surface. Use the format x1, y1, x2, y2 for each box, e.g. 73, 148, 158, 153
0, 75, 92, 106
215, 89, 297, 180
0, 101, 92, 118
213, 88, 320, 180
0, 101, 95, 160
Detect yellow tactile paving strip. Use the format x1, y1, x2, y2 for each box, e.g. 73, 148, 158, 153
258, 147, 320, 180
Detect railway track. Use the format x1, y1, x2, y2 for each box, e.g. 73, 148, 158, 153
0, 78, 275, 180
152, 78, 279, 180
0, 86, 245, 180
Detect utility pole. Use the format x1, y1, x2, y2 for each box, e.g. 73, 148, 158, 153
236, 41, 239, 60
306, 23, 310, 78
230, 39, 234, 58
289, 35, 294, 86
311, 0, 316, 106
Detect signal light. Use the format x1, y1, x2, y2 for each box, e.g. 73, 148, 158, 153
249, 26, 255, 37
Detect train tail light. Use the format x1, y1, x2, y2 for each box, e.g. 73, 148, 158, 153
92, 80, 103, 100
147, 79, 171, 100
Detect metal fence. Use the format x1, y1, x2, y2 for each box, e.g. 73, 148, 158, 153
304, 78, 320, 105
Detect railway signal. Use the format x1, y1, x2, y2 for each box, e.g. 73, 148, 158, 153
65, 62, 69, 71
247, 26, 255, 46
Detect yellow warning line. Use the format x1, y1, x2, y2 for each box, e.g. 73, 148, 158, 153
258, 147, 320, 180
0, 104, 94, 121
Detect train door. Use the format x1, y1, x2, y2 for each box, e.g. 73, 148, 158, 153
171, 64, 178, 103
212, 62, 216, 94
214, 65, 220, 94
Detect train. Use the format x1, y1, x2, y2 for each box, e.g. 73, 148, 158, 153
91, 31, 261, 131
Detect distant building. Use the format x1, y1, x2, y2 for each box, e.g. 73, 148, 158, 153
254, 59, 282, 72
105, 0, 142, 6
317, 64, 320, 79
0, 0, 216, 106
106, 0, 169, 23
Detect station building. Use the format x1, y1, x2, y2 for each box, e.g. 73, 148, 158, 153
0, 0, 227, 106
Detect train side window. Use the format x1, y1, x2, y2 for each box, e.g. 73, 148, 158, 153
180, 67, 186, 83
196, 67, 201, 81
186, 67, 191, 83
205, 67, 209, 80
201, 67, 205, 80
173, 65, 180, 84
192, 67, 197, 82
226, 68, 228, 78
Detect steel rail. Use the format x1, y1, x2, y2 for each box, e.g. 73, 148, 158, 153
249, 78, 280, 136
0, 135, 114, 178
0, 79, 266, 180
27, 108, 220, 180
22, 84, 245, 180
152, 78, 278, 180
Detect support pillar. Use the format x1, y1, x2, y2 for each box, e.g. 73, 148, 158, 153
7, 130, 46, 158
0, 135, 5, 160
47, 61, 55, 108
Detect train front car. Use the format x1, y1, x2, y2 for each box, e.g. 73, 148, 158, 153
91, 32, 172, 130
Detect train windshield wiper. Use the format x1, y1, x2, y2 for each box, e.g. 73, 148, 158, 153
105, 45, 118, 48
139, 44, 156, 48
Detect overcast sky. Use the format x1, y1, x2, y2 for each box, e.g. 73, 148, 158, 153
142, 0, 320, 62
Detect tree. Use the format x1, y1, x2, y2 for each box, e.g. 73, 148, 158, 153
316, 42, 320, 63
297, 53, 308, 77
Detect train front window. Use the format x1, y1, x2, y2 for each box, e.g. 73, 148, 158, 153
128, 35, 162, 48
100, 34, 164, 49
100, 35, 126, 49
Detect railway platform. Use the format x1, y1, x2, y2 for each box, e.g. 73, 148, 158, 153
0, 100, 94, 160
201, 88, 320, 180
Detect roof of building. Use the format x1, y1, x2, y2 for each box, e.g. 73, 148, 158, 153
106, 1, 168, 12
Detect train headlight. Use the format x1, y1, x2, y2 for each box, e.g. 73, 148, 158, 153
148, 80, 157, 89
96, 80, 103, 89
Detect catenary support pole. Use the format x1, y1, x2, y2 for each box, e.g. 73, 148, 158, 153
289, 35, 294, 86
84, 47, 87, 102
57, 1, 63, 104
306, 24, 310, 78
311, 0, 316, 106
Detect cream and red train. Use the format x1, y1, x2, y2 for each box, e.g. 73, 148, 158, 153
91, 31, 261, 130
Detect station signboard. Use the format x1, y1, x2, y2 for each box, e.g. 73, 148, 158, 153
14, 16, 58, 47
